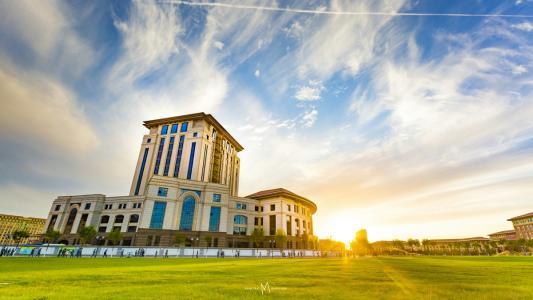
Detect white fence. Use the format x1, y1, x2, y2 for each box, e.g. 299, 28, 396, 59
0, 245, 321, 258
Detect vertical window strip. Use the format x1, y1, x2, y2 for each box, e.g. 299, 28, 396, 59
163, 137, 175, 176
208, 206, 221, 232
201, 145, 208, 181
187, 142, 196, 180
134, 148, 149, 195
173, 135, 185, 177
149, 201, 167, 229
153, 138, 166, 175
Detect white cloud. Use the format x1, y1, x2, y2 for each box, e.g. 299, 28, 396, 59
213, 41, 225, 50
254, 69, 260, 77
512, 64, 527, 74
294, 80, 324, 101
301, 108, 318, 127
511, 22, 533, 32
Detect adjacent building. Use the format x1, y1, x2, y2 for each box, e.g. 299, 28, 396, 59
44, 113, 317, 248
0, 214, 46, 245
508, 212, 533, 240
488, 229, 516, 241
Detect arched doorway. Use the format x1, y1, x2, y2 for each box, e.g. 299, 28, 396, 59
179, 196, 195, 231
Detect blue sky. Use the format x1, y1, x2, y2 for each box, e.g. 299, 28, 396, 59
0, 0, 532, 242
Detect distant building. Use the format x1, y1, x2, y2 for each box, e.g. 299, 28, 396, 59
44, 113, 317, 248
428, 237, 490, 245
0, 214, 46, 245
488, 229, 516, 241
508, 212, 533, 240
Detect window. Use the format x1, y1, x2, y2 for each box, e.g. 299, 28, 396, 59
113, 226, 121, 232
147, 138, 151, 143
84, 203, 91, 210
153, 138, 166, 175
129, 214, 139, 223
209, 206, 221, 232
114, 215, 124, 223
254, 217, 263, 226
286, 216, 292, 236
187, 142, 196, 179
269, 215, 276, 235
100, 215, 110, 223
213, 194, 221, 202
54, 204, 61, 211
180, 122, 188, 132
201, 145, 208, 181
104, 204, 113, 210
234, 215, 248, 225
118, 203, 127, 209
255, 206, 259, 212
270, 204, 275, 211
157, 187, 168, 197
179, 197, 195, 231
193, 132, 198, 137
163, 136, 175, 176
236, 203, 247, 210
295, 205, 298, 213
233, 226, 247, 235
98, 226, 107, 233
134, 148, 149, 195
173, 135, 185, 177
133, 203, 142, 209
287, 204, 291, 212
161, 125, 169, 135
150, 201, 167, 229
127, 226, 137, 232
171, 123, 178, 134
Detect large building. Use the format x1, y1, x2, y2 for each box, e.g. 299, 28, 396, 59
488, 229, 516, 241
44, 113, 317, 248
508, 212, 533, 240
0, 214, 46, 245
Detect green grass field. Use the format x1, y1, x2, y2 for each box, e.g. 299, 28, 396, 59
0, 256, 532, 299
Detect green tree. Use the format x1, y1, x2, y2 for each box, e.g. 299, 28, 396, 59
351, 229, 370, 256
12, 230, 30, 246
204, 236, 213, 248
78, 226, 97, 245
174, 233, 186, 247
274, 229, 287, 249
107, 229, 122, 246
250, 227, 265, 248
45, 229, 61, 244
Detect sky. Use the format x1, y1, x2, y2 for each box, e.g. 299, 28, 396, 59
0, 0, 532, 243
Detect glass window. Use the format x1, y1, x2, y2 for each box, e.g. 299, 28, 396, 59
236, 203, 247, 210
179, 197, 195, 231
129, 214, 139, 223
233, 226, 247, 235
147, 138, 151, 143
150, 201, 167, 229
98, 226, 107, 233
180, 122, 188, 132
161, 125, 169, 135
234, 215, 248, 225
270, 204, 275, 211
163, 136, 175, 176
153, 138, 166, 174
287, 204, 291, 211
171, 123, 178, 133
135, 147, 149, 195
54, 204, 61, 211
100, 215, 109, 224
114, 215, 124, 223
157, 187, 168, 197
193, 132, 198, 137
186, 142, 196, 180
269, 215, 276, 235
127, 226, 137, 233
213, 194, 221, 202
209, 206, 221, 232
173, 135, 185, 177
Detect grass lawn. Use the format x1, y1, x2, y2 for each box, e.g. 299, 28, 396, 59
0, 256, 532, 299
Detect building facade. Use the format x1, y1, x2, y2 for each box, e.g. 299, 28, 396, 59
0, 214, 46, 245
508, 212, 533, 240
44, 113, 317, 248
488, 229, 516, 241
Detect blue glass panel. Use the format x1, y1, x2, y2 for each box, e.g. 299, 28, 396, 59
150, 201, 167, 229
180, 122, 188, 132
209, 206, 221, 232
157, 187, 168, 197
171, 123, 178, 134
179, 197, 195, 231
234, 215, 247, 225
201, 145, 208, 181
213, 194, 221, 202
161, 125, 168, 135
153, 138, 165, 174
186, 142, 196, 180
134, 148, 149, 195
173, 135, 185, 177
163, 136, 175, 176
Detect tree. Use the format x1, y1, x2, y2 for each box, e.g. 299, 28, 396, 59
274, 229, 287, 250
407, 239, 420, 252
204, 236, 213, 248
421, 239, 431, 254
174, 233, 186, 247
301, 232, 309, 249
351, 229, 370, 256
107, 229, 122, 246
12, 230, 30, 246
79, 226, 97, 245
250, 227, 265, 248
45, 229, 61, 244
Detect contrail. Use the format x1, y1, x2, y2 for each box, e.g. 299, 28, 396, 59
159, 0, 533, 18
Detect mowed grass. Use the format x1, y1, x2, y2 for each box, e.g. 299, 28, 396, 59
0, 256, 532, 299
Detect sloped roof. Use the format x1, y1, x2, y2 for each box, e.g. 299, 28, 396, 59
488, 229, 516, 236
246, 188, 317, 213
508, 212, 533, 221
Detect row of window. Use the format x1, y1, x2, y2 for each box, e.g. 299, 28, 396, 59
98, 226, 137, 233
103, 203, 141, 210
100, 214, 139, 224
54, 203, 91, 212
161, 122, 188, 135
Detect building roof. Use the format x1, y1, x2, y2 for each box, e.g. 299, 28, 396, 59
429, 237, 490, 243
0, 214, 46, 222
143, 112, 244, 151
246, 188, 317, 213
507, 212, 533, 221
488, 229, 516, 236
